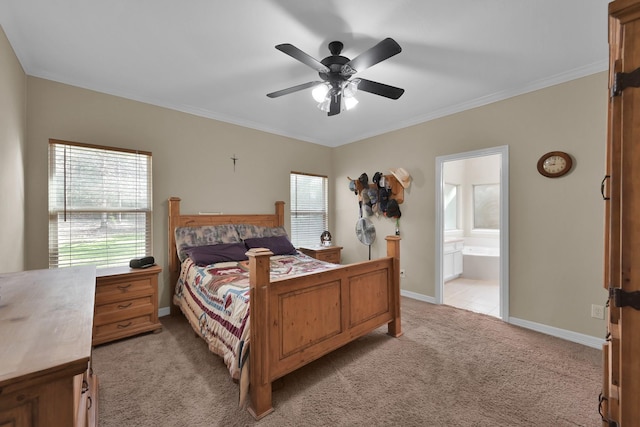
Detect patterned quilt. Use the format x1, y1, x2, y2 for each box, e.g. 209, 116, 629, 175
173, 252, 339, 379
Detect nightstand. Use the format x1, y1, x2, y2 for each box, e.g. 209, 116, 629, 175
298, 245, 342, 264
93, 265, 163, 345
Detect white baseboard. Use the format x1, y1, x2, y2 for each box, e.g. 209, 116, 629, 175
401, 289, 437, 304
159, 306, 171, 317
508, 317, 604, 349
400, 291, 604, 350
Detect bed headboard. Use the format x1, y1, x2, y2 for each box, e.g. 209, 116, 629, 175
168, 197, 285, 314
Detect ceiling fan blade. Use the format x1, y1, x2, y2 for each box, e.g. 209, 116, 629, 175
276, 44, 330, 74
343, 38, 402, 74
357, 78, 405, 100
328, 91, 342, 116
267, 81, 323, 98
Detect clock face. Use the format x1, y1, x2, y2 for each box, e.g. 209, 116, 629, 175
543, 155, 567, 174
537, 151, 572, 178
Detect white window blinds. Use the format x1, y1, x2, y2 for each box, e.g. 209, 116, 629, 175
48, 140, 153, 269
290, 172, 328, 248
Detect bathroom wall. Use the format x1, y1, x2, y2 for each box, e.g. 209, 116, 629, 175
444, 154, 501, 247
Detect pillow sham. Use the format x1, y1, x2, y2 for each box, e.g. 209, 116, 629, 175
244, 236, 297, 256
183, 243, 249, 266
235, 224, 289, 240
175, 224, 242, 261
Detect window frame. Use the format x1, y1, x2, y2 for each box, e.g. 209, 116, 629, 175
48, 139, 153, 269
289, 171, 329, 248
472, 183, 500, 230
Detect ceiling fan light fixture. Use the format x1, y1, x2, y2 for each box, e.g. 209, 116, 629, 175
318, 97, 331, 112
312, 83, 330, 102
344, 96, 359, 110
343, 79, 360, 98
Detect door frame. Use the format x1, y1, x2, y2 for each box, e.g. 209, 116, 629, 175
434, 145, 509, 320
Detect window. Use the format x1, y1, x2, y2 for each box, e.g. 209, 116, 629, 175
48, 139, 153, 268
444, 183, 459, 231
290, 172, 328, 247
473, 183, 500, 229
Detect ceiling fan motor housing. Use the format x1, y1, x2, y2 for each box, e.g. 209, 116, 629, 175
320, 53, 350, 91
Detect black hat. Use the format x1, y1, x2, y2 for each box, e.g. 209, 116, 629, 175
385, 199, 401, 218
358, 173, 369, 189
372, 172, 383, 187
379, 188, 390, 213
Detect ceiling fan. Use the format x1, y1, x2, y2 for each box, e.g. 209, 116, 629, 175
267, 38, 405, 116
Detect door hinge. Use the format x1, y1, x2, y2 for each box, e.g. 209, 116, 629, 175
612, 67, 640, 97
610, 287, 640, 310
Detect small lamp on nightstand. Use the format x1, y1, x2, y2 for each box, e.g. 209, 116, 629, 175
320, 230, 332, 246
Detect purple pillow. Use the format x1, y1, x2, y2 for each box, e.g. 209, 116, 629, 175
244, 236, 297, 256
183, 243, 249, 265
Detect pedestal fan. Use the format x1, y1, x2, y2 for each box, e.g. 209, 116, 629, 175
355, 202, 376, 260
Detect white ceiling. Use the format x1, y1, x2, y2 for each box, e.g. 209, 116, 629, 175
0, 0, 610, 147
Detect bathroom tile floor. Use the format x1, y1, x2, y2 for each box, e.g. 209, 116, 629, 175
444, 277, 500, 318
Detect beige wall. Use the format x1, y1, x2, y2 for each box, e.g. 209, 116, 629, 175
0, 26, 26, 273
333, 72, 608, 338
24, 77, 333, 307
16, 67, 608, 338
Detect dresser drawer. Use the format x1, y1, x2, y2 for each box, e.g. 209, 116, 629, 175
96, 278, 153, 304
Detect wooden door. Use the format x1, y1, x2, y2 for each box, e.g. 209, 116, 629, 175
603, 1, 640, 425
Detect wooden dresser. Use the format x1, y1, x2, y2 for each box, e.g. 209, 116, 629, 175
0, 266, 98, 427
298, 246, 342, 264
93, 265, 162, 345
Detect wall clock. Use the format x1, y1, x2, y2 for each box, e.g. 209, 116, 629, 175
537, 151, 573, 178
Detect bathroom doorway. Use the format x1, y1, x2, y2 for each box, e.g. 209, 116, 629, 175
435, 146, 509, 320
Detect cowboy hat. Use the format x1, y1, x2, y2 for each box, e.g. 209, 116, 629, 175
389, 167, 411, 189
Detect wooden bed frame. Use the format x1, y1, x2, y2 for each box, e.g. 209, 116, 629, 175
168, 197, 402, 419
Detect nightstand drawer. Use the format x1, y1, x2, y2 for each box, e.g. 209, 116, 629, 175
299, 246, 342, 264
94, 296, 154, 324
315, 251, 341, 263
96, 278, 153, 304
94, 314, 155, 342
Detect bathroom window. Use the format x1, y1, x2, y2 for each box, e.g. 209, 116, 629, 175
444, 183, 459, 231
473, 183, 500, 229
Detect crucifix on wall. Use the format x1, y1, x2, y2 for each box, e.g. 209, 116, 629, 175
231, 154, 238, 172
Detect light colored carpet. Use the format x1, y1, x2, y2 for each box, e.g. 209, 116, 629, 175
92, 297, 602, 426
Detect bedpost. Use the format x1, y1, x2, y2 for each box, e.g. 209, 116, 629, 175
246, 248, 275, 420
168, 197, 181, 315
385, 235, 403, 337
275, 201, 284, 227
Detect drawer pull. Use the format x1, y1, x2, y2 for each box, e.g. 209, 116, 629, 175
118, 302, 133, 309
87, 396, 92, 410
117, 321, 133, 329
82, 380, 89, 393
117, 284, 132, 291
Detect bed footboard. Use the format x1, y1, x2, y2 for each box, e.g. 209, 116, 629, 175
247, 236, 402, 419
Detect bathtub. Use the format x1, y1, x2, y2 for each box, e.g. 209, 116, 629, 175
462, 246, 499, 257
461, 245, 500, 281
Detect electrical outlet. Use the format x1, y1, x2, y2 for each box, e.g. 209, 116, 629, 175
400, 269, 406, 278
591, 304, 605, 320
